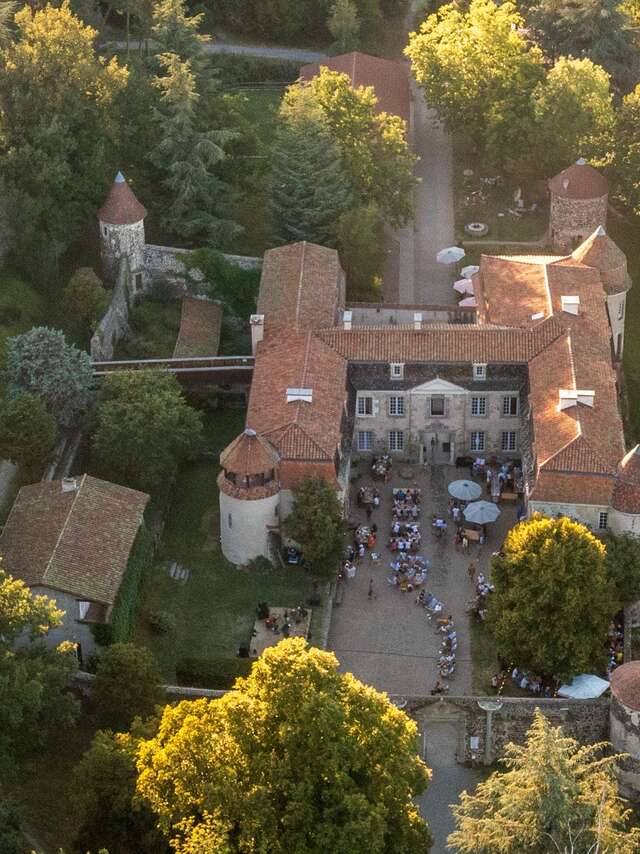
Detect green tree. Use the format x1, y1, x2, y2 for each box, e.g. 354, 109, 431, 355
0, 392, 57, 478
337, 201, 385, 300
603, 531, 640, 608
0, 1, 17, 46
613, 83, 640, 216
448, 709, 640, 854
62, 267, 110, 346
183, 249, 260, 321
92, 643, 164, 732
283, 476, 345, 577
0, 2, 127, 281
531, 57, 615, 177
328, 0, 360, 54
92, 370, 203, 492
151, 0, 207, 61
6, 326, 94, 428
0, 800, 22, 854
71, 720, 168, 854
0, 563, 78, 776
136, 638, 432, 853
282, 68, 417, 227
406, 0, 544, 166
488, 515, 615, 680
269, 117, 353, 247
150, 52, 240, 245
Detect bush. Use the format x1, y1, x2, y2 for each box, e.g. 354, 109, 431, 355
93, 643, 164, 731
91, 622, 115, 647
109, 524, 154, 644
146, 609, 176, 634
209, 54, 300, 85
185, 249, 260, 320
176, 656, 253, 689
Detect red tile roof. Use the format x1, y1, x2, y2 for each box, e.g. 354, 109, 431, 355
571, 227, 632, 295
612, 446, 640, 513
548, 160, 608, 200
530, 471, 615, 506
610, 661, 640, 711
0, 475, 149, 607
98, 172, 147, 225
300, 51, 410, 124
258, 242, 345, 333
173, 296, 222, 357
220, 429, 280, 476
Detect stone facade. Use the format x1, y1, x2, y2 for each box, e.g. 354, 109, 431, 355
610, 694, 640, 800
90, 256, 135, 361
29, 586, 100, 665
549, 193, 608, 254
218, 479, 280, 565
527, 499, 611, 535
99, 217, 146, 284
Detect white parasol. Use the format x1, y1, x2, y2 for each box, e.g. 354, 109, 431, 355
461, 265, 480, 278
453, 278, 475, 295
437, 246, 465, 264
459, 296, 477, 308
463, 500, 501, 524
448, 480, 482, 501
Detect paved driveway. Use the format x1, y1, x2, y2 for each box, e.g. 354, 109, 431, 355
328, 463, 516, 697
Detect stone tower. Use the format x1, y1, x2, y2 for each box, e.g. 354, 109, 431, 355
548, 158, 608, 254
218, 428, 281, 565
98, 172, 148, 288
610, 661, 640, 801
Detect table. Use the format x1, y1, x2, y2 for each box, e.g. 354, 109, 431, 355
463, 528, 482, 542
251, 606, 311, 657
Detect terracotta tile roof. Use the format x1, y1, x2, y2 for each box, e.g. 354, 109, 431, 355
247, 331, 347, 461
300, 51, 410, 124
257, 242, 345, 333
98, 172, 147, 225
612, 446, 640, 513
219, 429, 280, 476
548, 160, 608, 200
173, 296, 222, 357
0, 475, 149, 607
610, 661, 640, 711
571, 227, 632, 295
530, 471, 615, 506
474, 256, 551, 327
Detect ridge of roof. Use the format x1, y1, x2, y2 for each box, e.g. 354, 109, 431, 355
42, 474, 87, 585
541, 433, 615, 474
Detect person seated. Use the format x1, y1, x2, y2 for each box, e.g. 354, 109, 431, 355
396, 488, 406, 501
411, 504, 420, 519
424, 592, 438, 610
431, 680, 447, 695
416, 589, 426, 606
392, 521, 401, 535
367, 532, 377, 548
490, 673, 501, 690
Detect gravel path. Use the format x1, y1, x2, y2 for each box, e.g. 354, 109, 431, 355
103, 39, 327, 63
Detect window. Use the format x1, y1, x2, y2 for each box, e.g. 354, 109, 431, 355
430, 395, 445, 416
390, 363, 404, 380
358, 430, 373, 451
77, 601, 91, 620
470, 431, 485, 451
473, 363, 487, 381
598, 511, 608, 530
357, 396, 373, 416
102, 225, 108, 237
503, 396, 518, 416
228, 513, 232, 529
135, 272, 143, 292
471, 396, 486, 416
389, 430, 404, 452
389, 396, 405, 416
618, 301, 625, 321
501, 431, 517, 452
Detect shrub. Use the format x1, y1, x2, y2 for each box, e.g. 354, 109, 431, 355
146, 609, 176, 634
176, 656, 253, 689
93, 643, 164, 731
109, 524, 154, 644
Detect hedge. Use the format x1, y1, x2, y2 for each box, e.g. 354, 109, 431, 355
108, 522, 155, 644
209, 54, 300, 85
177, 656, 253, 690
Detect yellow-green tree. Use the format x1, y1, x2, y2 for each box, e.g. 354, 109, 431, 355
449, 709, 640, 853
136, 639, 432, 853
488, 515, 615, 680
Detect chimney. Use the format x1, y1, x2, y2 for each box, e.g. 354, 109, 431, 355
61, 477, 78, 493
560, 295, 580, 315
413, 312, 422, 330
577, 390, 595, 407
250, 314, 264, 355
286, 388, 313, 403
343, 310, 353, 330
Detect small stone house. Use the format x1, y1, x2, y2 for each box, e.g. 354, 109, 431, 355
0, 474, 149, 663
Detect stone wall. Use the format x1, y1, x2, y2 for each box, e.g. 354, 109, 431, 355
410, 696, 610, 763
91, 256, 133, 361
347, 304, 476, 326
527, 498, 611, 535
610, 694, 640, 799
144, 244, 262, 290
549, 193, 608, 253
31, 586, 99, 665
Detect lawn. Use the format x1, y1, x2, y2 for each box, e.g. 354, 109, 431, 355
133, 407, 315, 681
113, 298, 182, 359
453, 135, 549, 245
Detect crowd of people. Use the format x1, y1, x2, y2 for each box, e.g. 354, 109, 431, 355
607, 621, 624, 677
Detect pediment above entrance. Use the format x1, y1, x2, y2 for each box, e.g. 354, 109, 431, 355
410, 377, 467, 395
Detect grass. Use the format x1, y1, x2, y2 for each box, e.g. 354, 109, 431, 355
453, 134, 549, 244
114, 298, 181, 359
133, 407, 314, 680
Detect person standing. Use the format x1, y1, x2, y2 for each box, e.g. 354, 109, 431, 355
368, 578, 375, 599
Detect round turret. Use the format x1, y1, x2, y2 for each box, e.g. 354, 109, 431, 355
98, 172, 147, 285
548, 159, 608, 254
218, 428, 281, 565
610, 662, 640, 800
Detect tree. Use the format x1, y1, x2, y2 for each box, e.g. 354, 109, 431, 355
0, 1, 17, 46
62, 267, 110, 346
151, 0, 207, 62
136, 638, 432, 853
531, 57, 615, 177
337, 201, 385, 300
92, 643, 164, 733
269, 117, 354, 247
283, 476, 345, 577
91, 370, 203, 492
603, 531, 640, 608
328, 0, 360, 54
0, 800, 22, 854
406, 0, 544, 166
149, 52, 240, 245
448, 709, 640, 854
0, 392, 57, 477
488, 515, 615, 680
6, 326, 94, 428
282, 69, 417, 227
0, 563, 78, 776
71, 720, 168, 854
613, 84, 640, 216
0, 2, 127, 280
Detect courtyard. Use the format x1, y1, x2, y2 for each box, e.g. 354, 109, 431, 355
328, 460, 517, 697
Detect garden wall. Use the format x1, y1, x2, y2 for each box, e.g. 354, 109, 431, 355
91, 256, 133, 361
144, 244, 261, 290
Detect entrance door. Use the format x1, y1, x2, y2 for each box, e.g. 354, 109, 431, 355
422, 432, 454, 464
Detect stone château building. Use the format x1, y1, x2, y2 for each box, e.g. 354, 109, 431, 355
548, 158, 609, 253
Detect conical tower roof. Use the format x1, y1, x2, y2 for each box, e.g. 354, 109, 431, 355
98, 172, 147, 225
219, 428, 280, 477
572, 226, 631, 294
548, 159, 608, 200
612, 445, 640, 513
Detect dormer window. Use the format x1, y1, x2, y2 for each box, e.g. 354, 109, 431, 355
473, 363, 487, 381
561, 295, 580, 315
286, 388, 312, 403
390, 363, 404, 380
